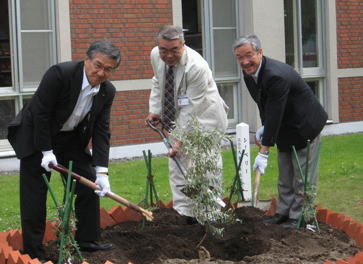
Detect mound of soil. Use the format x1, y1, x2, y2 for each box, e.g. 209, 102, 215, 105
46, 207, 359, 264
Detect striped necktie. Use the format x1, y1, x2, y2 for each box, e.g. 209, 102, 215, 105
162, 66, 176, 131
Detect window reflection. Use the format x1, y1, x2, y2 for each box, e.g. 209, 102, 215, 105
0, 100, 15, 139
301, 0, 318, 67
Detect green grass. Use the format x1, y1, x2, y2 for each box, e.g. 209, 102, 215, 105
0, 133, 362, 232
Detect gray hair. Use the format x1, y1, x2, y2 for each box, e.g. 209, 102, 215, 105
157, 25, 185, 43
233, 34, 261, 52
86, 40, 121, 67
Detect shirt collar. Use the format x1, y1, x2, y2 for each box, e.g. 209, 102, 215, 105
252, 61, 262, 82
82, 68, 100, 92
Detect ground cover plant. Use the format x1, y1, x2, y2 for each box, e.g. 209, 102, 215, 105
0, 133, 362, 232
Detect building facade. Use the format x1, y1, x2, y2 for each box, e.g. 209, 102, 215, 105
0, 0, 362, 162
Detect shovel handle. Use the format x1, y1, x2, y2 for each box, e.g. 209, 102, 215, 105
146, 119, 187, 177
252, 168, 262, 207
49, 164, 153, 221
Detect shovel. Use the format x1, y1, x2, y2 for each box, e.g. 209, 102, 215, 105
252, 168, 261, 207
238, 168, 271, 210
146, 120, 187, 178
49, 163, 153, 221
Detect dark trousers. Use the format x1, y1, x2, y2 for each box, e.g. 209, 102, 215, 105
20, 132, 100, 259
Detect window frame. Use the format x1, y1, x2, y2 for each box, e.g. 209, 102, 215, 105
0, 0, 57, 152
203, 0, 241, 128
285, 0, 327, 105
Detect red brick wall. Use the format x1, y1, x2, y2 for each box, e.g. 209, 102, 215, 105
110, 90, 160, 146
336, 0, 363, 69
338, 77, 363, 122
69, 0, 173, 147
69, 0, 172, 80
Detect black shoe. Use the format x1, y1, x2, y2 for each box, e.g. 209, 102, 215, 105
280, 218, 298, 228
263, 214, 289, 225
78, 241, 113, 252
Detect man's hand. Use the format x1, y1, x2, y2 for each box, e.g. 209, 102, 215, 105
94, 173, 111, 197
254, 126, 264, 147
168, 140, 182, 157
145, 113, 161, 127
253, 152, 268, 174
41, 150, 58, 172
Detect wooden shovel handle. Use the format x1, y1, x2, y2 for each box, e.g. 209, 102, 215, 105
252, 168, 261, 207
49, 164, 153, 221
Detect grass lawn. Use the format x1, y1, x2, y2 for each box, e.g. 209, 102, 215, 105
0, 133, 362, 232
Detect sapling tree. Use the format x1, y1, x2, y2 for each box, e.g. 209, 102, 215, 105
170, 116, 233, 237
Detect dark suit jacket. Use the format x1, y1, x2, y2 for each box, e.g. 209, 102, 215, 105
7, 60, 115, 167
244, 56, 328, 151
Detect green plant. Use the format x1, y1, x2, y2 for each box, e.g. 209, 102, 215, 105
42, 162, 83, 264
170, 116, 234, 237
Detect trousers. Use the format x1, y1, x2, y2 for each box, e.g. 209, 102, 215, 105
276, 135, 321, 219
19, 131, 100, 259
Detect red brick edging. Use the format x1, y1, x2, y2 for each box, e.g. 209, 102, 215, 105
0, 199, 362, 264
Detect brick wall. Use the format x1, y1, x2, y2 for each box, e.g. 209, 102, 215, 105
336, 0, 363, 122
110, 89, 160, 146
338, 77, 363, 122
69, 0, 173, 147
69, 0, 172, 81
336, 0, 363, 69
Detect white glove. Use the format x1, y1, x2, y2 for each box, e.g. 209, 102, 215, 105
41, 150, 58, 172
95, 173, 111, 197
256, 126, 264, 143
253, 152, 268, 174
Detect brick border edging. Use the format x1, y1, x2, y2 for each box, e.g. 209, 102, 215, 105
0, 199, 362, 264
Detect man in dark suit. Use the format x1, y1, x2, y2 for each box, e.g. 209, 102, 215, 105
7, 41, 120, 260
233, 34, 328, 228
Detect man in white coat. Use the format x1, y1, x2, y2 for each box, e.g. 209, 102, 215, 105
146, 25, 228, 219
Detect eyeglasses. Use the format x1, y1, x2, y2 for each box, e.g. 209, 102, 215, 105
235, 51, 260, 62
92, 61, 116, 74
158, 46, 183, 56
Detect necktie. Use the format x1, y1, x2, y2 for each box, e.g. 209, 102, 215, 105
162, 66, 176, 131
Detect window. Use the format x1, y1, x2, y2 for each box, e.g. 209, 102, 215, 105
0, 99, 15, 139
19, 0, 57, 90
182, 0, 240, 128
0, 0, 57, 147
284, 0, 326, 106
0, 0, 12, 88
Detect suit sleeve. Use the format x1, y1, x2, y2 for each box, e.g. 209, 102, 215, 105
30, 65, 63, 151
261, 76, 289, 147
91, 85, 115, 167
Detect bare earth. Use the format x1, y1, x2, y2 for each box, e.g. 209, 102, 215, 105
45, 206, 359, 264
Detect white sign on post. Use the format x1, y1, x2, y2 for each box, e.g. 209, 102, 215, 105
236, 123, 252, 201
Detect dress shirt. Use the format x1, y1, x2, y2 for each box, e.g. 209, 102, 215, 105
59, 69, 107, 173
252, 61, 262, 83
61, 69, 100, 131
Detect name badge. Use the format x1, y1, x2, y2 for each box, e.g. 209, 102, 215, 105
177, 96, 189, 106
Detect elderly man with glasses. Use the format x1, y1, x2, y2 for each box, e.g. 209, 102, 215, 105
145, 25, 229, 222
8, 40, 120, 261
233, 34, 327, 228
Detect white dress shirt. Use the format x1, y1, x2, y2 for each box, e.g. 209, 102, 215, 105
57, 68, 107, 173
61, 69, 100, 131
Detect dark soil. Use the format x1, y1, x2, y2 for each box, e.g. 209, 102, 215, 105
45, 207, 359, 264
